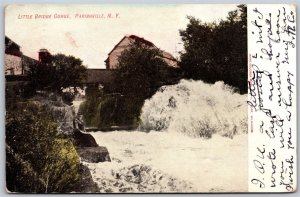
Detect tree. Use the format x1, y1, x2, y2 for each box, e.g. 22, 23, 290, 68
179, 5, 247, 93
79, 43, 180, 127
115, 43, 170, 99
6, 102, 80, 193
28, 54, 87, 94
103, 43, 171, 126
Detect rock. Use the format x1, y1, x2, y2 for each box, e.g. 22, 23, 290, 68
72, 129, 98, 147
72, 118, 99, 147
50, 105, 75, 135
76, 147, 111, 163
31, 94, 76, 136
66, 164, 100, 193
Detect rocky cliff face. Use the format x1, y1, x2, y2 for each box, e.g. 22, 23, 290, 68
32, 93, 111, 164
47, 94, 76, 136
32, 93, 111, 192
32, 93, 76, 136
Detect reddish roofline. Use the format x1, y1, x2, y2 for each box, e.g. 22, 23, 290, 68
106, 35, 157, 57
104, 34, 178, 67
106, 36, 128, 57
128, 35, 154, 47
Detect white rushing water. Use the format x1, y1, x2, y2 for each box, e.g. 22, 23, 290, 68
85, 79, 248, 193
140, 79, 247, 138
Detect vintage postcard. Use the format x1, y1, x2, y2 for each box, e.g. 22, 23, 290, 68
4, 4, 296, 193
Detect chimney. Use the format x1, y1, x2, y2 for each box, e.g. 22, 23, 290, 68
38, 48, 52, 63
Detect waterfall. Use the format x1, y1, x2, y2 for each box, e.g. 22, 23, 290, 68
139, 79, 247, 138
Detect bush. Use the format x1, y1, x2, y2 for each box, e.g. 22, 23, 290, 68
79, 98, 102, 127
6, 102, 80, 193
99, 95, 142, 127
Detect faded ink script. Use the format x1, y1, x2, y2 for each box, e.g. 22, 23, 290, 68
248, 5, 296, 192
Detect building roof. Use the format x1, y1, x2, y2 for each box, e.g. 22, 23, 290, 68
106, 34, 155, 59
127, 35, 155, 47
5, 36, 20, 48
5, 36, 22, 57
39, 48, 50, 53
105, 34, 177, 64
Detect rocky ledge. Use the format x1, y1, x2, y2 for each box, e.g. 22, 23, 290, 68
73, 118, 111, 163
76, 147, 111, 163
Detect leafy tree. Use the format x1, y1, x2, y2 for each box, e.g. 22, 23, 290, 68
79, 42, 181, 128
28, 54, 87, 94
6, 102, 80, 193
115, 43, 171, 100
179, 5, 247, 93
111, 43, 171, 125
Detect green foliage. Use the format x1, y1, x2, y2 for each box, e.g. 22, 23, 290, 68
78, 85, 103, 127
179, 5, 247, 93
85, 84, 104, 100
28, 54, 87, 94
80, 43, 180, 128
99, 95, 141, 127
6, 102, 80, 193
79, 98, 102, 127
111, 43, 171, 125
115, 43, 171, 100
41, 139, 80, 192
79, 94, 140, 128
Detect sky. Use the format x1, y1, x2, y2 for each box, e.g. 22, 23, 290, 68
5, 4, 237, 68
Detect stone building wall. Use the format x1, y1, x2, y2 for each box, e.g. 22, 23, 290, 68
5, 54, 22, 75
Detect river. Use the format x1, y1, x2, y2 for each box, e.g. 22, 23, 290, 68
85, 131, 247, 192
80, 79, 248, 193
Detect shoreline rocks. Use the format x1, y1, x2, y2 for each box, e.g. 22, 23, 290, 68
76, 147, 111, 163
72, 128, 98, 147
73, 117, 111, 163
